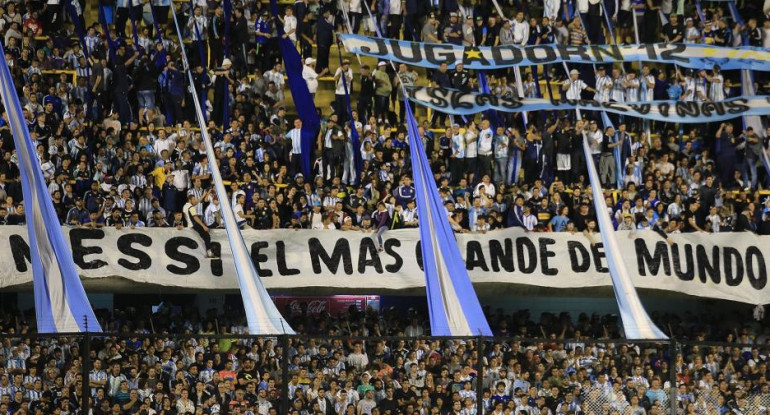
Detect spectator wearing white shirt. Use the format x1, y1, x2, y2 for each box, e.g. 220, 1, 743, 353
705, 65, 724, 103
281, 7, 297, 43
544, 0, 560, 21
521, 205, 538, 231
334, 60, 354, 123
512, 12, 530, 45
263, 62, 285, 91
477, 120, 495, 180
302, 57, 323, 97
640, 66, 655, 102
562, 69, 595, 100
623, 72, 639, 102
610, 68, 625, 102
594, 66, 612, 102
204, 196, 222, 228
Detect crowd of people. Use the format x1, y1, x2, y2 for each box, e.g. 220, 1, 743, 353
0, 1, 769, 414
1, 303, 769, 415
0, 0, 766, 246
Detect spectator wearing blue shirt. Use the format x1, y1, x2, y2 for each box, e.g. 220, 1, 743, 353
394, 176, 415, 207
549, 206, 570, 232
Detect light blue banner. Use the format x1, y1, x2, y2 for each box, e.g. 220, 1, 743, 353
0, 43, 101, 332
407, 86, 770, 123
341, 34, 770, 71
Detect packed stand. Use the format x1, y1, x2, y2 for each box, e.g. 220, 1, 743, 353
1, 304, 770, 415
0, 0, 766, 252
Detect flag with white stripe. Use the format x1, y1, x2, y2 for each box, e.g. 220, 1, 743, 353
405, 100, 491, 337
582, 135, 667, 339
171, 10, 294, 335
0, 43, 100, 333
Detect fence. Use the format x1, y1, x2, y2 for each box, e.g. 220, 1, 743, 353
0, 330, 767, 415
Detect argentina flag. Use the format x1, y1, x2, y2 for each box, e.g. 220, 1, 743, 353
170, 10, 294, 335
0, 44, 101, 333
405, 104, 492, 337
582, 135, 667, 339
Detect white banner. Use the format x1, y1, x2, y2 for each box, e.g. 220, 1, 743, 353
0, 226, 766, 305
340, 34, 770, 71
406, 86, 770, 123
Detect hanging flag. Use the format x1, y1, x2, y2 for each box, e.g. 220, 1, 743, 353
170, 10, 294, 335
269, 0, 320, 178
581, 135, 667, 339
405, 98, 492, 337
0, 43, 101, 333
359, 0, 490, 336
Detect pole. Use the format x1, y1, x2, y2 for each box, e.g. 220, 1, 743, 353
81, 316, 91, 415
668, 338, 678, 415
281, 333, 290, 414
476, 334, 485, 415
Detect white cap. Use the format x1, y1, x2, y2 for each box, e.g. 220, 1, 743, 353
377, 61, 386, 66
570, 69, 580, 75
222, 58, 232, 67
305, 57, 316, 65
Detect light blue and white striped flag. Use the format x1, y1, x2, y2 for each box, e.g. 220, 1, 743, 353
0, 43, 101, 333
170, 10, 294, 335
405, 101, 492, 337
582, 136, 667, 339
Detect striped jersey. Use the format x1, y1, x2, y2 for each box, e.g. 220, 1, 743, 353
594, 75, 612, 102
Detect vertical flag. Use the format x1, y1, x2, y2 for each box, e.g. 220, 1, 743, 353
0, 43, 101, 333
171, 10, 294, 335
269, 0, 320, 178
406, 101, 492, 336
359, 0, 491, 336
582, 135, 667, 339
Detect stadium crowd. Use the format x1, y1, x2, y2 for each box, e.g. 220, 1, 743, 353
1, 303, 770, 415
2, 1, 770, 414
0, 0, 766, 254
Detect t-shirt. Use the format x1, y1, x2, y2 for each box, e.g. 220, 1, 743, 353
421, 21, 437, 42
303, 65, 319, 94
550, 215, 569, 232
388, 0, 402, 15
334, 67, 353, 95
